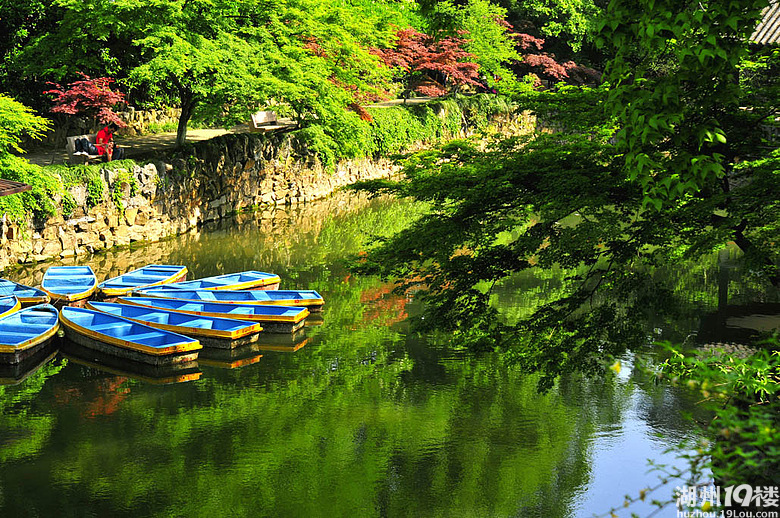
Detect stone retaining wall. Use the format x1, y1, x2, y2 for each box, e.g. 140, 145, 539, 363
0, 133, 404, 270
2, 112, 532, 271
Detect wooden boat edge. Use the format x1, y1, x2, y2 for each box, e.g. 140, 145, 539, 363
42, 284, 97, 302
0, 323, 60, 355
134, 291, 325, 309
206, 275, 281, 290
98, 267, 188, 296
0, 297, 21, 320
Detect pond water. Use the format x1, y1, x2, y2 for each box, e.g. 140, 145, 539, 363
0, 192, 757, 517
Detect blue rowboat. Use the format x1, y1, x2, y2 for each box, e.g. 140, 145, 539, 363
42, 266, 97, 302
98, 264, 188, 297
118, 297, 309, 333
0, 279, 50, 305
134, 288, 325, 311
59, 306, 201, 366
0, 304, 60, 364
0, 296, 21, 320
165, 271, 281, 291
86, 301, 263, 349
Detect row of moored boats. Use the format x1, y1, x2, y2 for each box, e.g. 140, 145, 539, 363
0, 265, 324, 367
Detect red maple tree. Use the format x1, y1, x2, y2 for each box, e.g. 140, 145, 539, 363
512, 31, 600, 86
373, 28, 481, 97
44, 73, 127, 127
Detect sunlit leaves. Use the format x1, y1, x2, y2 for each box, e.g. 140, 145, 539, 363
598, 0, 770, 207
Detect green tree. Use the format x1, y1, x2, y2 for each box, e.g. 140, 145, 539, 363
596, 0, 779, 280
0, 94, 61, 222
11, 0, 395, 147
427, 0, 522, 93
498, 0, 600, 52
352, 0, 779, 390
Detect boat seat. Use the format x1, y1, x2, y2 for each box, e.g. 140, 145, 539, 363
91, 323, 133, 332
127, 332, 166, 341
0, 324, 53, 334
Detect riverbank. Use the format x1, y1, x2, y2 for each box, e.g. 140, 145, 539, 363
1, 96, 533, 271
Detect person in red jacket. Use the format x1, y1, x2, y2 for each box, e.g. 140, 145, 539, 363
74, 123, 124, 161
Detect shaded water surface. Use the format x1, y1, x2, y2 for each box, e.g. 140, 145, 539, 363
0, 193, 742, 517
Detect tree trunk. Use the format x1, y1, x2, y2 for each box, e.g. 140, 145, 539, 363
174, 81, 197, 149
176, 101, 194, 149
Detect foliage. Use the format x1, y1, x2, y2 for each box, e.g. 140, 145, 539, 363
0, 94, 60, 223
512, 31, 601, 86
350, 0, 780, 389
110, 170, 138, 212
43, 73, 126, 126
660, 339, 780, 487
293, 93, 513, 169
10, 0, 400, 148
48, 160, 137, 213
146, 121, 179, 134
352, 127, 639, 389
417, 0, 600, 92
60, 191, 76, 217
595, 0, 770, 208
427, 0, 522, 93
368, 104, 448, 156
497, 0, 600, 52
85, 176, 104, 208
372, 27, 481, 97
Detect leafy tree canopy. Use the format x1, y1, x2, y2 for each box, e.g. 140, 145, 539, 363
352, 0, 779, 391
425, 0, 522, 93
498, 0, 600, 51
10, 0, 400, 146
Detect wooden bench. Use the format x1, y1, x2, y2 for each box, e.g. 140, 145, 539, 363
66, 134, 101, 164
248, 111, 278, 133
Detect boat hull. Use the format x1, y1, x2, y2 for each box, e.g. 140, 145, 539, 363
61, 341, 201, 384
0, 326, 59, 364
248, 282, 281, 291
165, 271, 281, 291
134, 288, 325, 311
0, 304, 60, 365
60, 324, 199, 366
42, 266, 97, 302
59, 308, 201, 367
0, 280, 50, 306
85, 301, 263, 349
198, 332, 260, 349
119, 297, 309, 334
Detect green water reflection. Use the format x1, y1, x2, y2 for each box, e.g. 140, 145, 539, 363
0, 193, 748, 517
